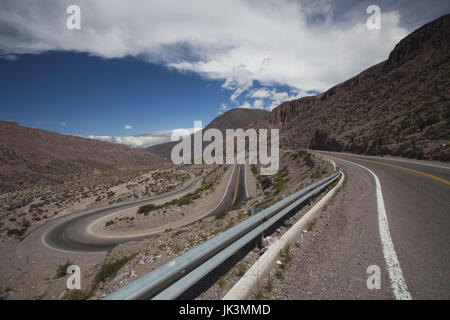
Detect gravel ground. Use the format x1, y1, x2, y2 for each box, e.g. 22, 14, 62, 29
253, 163, 393, 300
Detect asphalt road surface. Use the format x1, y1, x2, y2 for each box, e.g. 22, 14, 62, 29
42, 164, 247, 253
282, 151, 449, 299
204, 163, 247, 218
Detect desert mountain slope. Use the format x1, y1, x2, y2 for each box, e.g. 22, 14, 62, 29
0, 121, 164, 193
147, 108, 270, 159
205, 108, 270, 132
265, 14, 450, 161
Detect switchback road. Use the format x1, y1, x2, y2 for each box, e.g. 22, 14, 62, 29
42, 164, 247, 253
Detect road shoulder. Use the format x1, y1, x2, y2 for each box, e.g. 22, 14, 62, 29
268, 162, 393, 299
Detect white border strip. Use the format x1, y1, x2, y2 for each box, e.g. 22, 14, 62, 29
331, 157, 412, 300
321, 151, 450, 170
244, 164, 249, 199
207, 163, 237, 215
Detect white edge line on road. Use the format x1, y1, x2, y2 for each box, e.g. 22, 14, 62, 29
41, 231, 107, 255
244, 164, 249, 199
321, 151, 450, 170
332, 157, 412, 300
213, 163, 237, 212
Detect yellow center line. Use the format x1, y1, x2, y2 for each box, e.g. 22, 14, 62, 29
340, 155, 450, 185
232, 164, 242, 206
62, 232, 67, 241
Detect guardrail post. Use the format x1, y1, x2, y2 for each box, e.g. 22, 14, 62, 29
251, 208, 264, 248
304, 183, 312, 205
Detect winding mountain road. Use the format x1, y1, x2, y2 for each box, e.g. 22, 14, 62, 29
277, 151, 450, 299
42, 164, 247, 253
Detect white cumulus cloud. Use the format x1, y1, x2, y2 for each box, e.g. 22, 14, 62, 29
253, 100, 264, 109
232, 87, 314, 112
1, 0, 410, 112
0, 0, 408, 90
88, 127, 200, 148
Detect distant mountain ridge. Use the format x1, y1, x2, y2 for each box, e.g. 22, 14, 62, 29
263, 14, 450, 161
146, 108, 270, 159
0, 121, 164, 194
205, 108, 271, 132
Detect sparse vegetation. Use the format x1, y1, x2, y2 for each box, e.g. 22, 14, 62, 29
62, 289, 93, 300
137, 203, 158, 214
6, 228, 27, 238
56, 260, 73, 278
105, 220, 115, 227
218, 276, 227, 289
275, 269, 284, 280
172, 229, 187, 238
215, 211, 227, 220
237, 264, 247, 277
265, 276, 273, 292
254, 286, 264, 300
426, 113, 440, 126
93, 253, 137, 289
135, 176, 216, 217
21, 218, 31, 228
259, 177, 272, 190
291, 150, 314, 167
280, 245, 292, 264
306, 218, 316, 231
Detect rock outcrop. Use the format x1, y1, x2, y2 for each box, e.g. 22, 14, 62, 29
265, 14, 450, 161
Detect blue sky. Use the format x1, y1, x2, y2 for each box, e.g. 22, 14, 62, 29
1, 51, 306, 145
1, 0, 449, 147
1, 51, 230, 137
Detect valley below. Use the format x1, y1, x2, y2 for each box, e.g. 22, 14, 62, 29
0, 149, 332, 300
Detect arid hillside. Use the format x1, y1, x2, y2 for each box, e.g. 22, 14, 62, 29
0, 121, 164, 193
264, 14, 450, 161
204, 108, 271, 132
147, 108, 271, 159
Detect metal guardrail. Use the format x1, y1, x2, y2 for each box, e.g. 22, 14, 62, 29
104, 169, 341, 300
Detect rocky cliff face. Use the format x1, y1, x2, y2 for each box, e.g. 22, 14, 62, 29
266, 14, 450, 161
385, 13, 450, 70
270, 96, 317, 128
